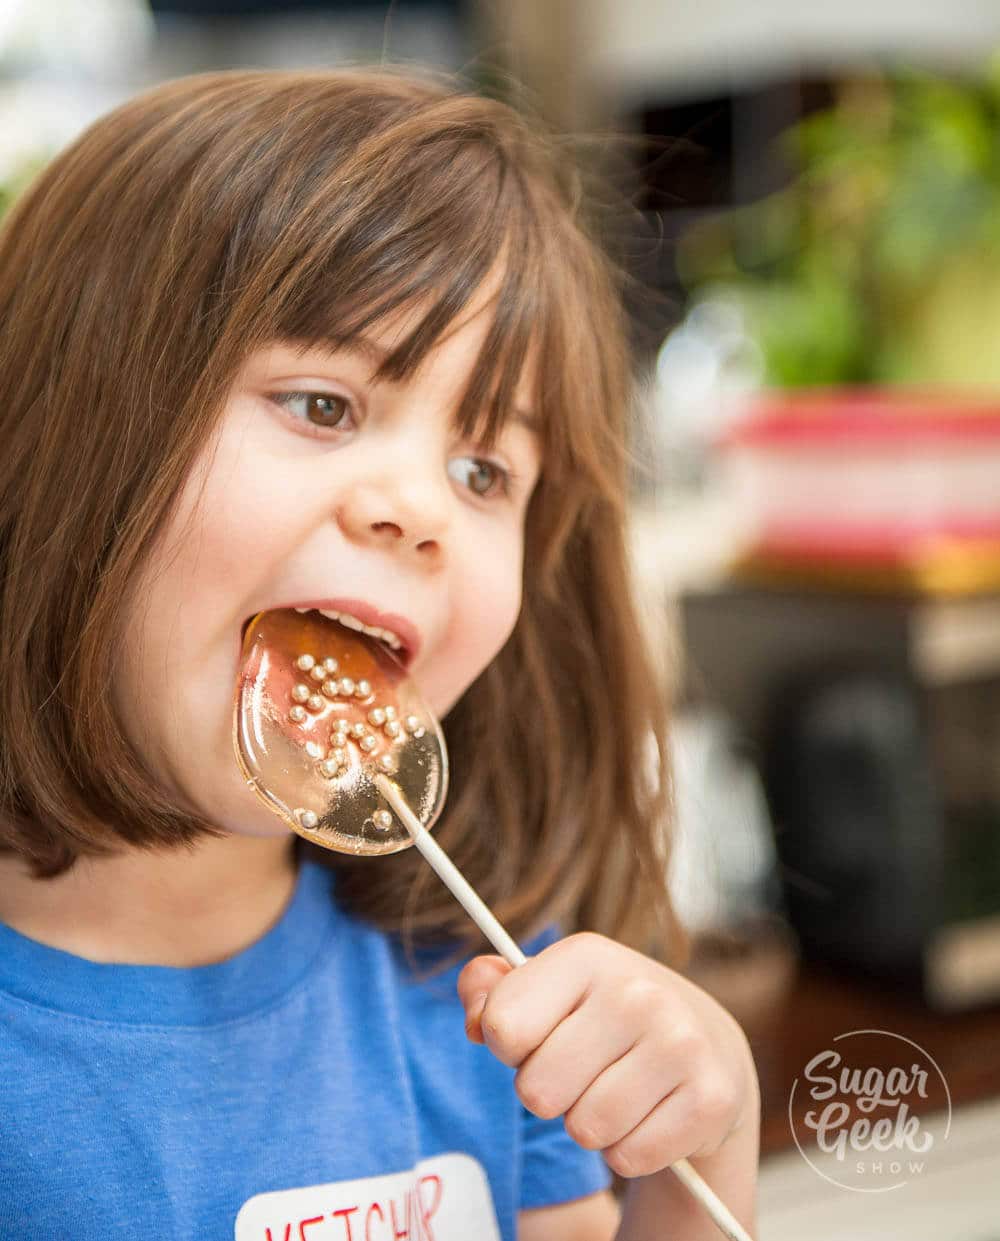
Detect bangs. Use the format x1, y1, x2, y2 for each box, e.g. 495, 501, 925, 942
225, 111, 554, 456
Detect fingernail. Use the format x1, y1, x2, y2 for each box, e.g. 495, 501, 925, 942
465, 992, 488, 1029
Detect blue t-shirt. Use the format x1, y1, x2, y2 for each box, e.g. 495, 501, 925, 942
0, 858, 610, 1239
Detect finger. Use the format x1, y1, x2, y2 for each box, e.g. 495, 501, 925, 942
603, 1078, 734, 1179
457, 955, 511, 1015
561, 1030, 685, 1152
513, 991, 641, 1122
458, 956, 513, 1040
477, 937, 598, 1068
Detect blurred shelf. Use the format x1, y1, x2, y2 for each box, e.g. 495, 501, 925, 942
580, 0, 1000, 106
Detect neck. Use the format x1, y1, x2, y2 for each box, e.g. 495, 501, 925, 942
0, 833, 299, 967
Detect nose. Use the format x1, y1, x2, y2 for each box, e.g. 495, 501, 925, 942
336, 468, 448, 560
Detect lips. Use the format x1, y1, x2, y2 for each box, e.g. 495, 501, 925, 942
239, 600, 421, 670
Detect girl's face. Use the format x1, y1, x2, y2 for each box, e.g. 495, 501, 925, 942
115, 291, 542, 837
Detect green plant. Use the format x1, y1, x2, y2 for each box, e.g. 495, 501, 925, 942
678, 55, 1000, 388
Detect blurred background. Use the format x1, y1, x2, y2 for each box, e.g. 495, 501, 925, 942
5, 1, 1000, 1234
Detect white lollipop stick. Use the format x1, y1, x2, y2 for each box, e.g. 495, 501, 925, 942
375, 773, 527, 966
374, 774, 755, 1241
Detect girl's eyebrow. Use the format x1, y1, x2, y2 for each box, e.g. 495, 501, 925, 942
307, 334, 542, 437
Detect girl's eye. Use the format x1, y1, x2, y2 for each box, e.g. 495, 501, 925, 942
447, 456, 514, 500
269, 390, 515, 499
270, 390, 356, 432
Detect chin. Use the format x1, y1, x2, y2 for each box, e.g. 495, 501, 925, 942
230, 823, 295, 841
213, 806, 295, 840
184, 765, 292, 839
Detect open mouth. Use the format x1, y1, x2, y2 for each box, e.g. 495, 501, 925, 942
240, 605, 415, 669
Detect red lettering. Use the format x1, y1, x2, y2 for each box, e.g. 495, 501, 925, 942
417, 1174, 442, 1240
365, 1201, 385, 1241
389, 1194, 410, 1240
331, 1205, 359, 1241
265, 1228, 292, 1241
299, 1217, 324, 1240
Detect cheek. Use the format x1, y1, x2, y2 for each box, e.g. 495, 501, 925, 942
108, 406, 308, 828
165, 418, 302, 621
138, 398, 311, 684
429, 527, 525, 716
461, 564, 522, 655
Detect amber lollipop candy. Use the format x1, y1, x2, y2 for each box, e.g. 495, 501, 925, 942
233, 607, 522, 957
232, 607, 753, 1241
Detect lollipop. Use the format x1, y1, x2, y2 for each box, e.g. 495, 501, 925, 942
234, 606, 523, 958
232, 606, 753, 1241
234, 606, 447, 856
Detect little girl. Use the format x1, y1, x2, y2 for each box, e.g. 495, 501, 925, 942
0, 68, 759, 1240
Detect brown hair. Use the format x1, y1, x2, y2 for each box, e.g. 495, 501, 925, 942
0, 67, 689, 973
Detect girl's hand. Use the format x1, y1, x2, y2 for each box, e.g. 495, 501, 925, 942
457, 933, 759, 1180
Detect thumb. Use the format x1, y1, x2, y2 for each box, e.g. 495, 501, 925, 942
457, 954, 513, 1043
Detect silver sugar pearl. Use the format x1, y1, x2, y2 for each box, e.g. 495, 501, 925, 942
295, 654, 316, 671
367, 707, 386, 726
330, 747, 347, 765
305, 741, 325, 759
404, 714, 421, 733
306, 694, 325, 712
384, 705, 397, 721
297, 808, 319, 829
288, 705, 307, 724
354, 679, 372, 698
384, 719, 401, 739
373, 809, 393, 831
310, 664, 327, 682
318, 758, 341, 778
323, 656, 339, 674
350, 722, 366, 739
339, 677, 356, 696
377, 753, 397, 774
359, 734, 377, 752
321, 680, 339, 698
291, 683, 311, 703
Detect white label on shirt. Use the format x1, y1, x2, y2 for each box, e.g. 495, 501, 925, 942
234, 1151, 502, 1241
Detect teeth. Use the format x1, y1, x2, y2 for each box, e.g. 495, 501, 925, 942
291, 606, 403, 651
